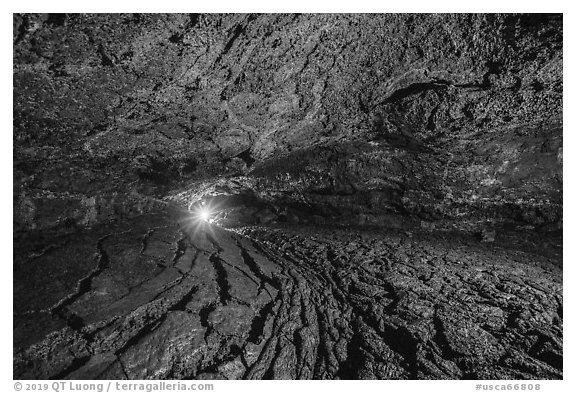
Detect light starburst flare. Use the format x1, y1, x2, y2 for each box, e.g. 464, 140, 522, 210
199, 208, 211, 222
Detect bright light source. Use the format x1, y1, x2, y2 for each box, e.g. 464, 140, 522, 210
199, 208, 211, 222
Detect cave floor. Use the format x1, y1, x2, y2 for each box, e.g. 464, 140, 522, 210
13, 209, 562, 380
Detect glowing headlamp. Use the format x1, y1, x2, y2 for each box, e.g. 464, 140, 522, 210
199, 208, 211, 222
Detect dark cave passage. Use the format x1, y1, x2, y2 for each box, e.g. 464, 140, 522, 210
13, 13, 562, 380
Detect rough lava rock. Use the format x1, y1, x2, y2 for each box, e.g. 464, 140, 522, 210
13, 13, 562, 380
13, 210, 562, 379
14, 13, 562, 232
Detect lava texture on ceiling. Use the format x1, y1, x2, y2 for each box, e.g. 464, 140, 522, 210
14, 13, 562, 233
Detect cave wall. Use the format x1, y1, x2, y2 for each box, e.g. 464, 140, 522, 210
13, 13, 562, 232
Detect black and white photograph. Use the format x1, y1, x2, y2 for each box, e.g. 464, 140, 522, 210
10, 5, 566, 385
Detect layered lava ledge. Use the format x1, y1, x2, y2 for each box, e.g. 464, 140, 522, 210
13, 14, 562, 379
